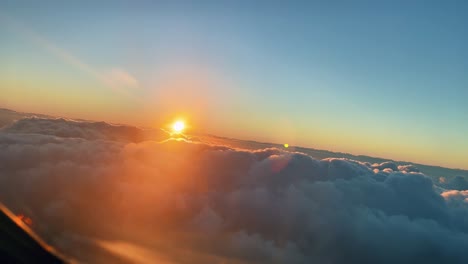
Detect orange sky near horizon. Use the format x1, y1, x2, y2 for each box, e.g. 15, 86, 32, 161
1, 6, 467, 170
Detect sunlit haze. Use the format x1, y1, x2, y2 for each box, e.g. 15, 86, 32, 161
1, 2, 468, 263
1, 1, 467, 168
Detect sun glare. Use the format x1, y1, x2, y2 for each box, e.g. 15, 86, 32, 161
173, 121, 185, 133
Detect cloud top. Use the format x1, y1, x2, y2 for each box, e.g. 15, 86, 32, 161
1, 117, 468, 263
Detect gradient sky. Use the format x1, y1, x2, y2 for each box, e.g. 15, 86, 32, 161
1, 0, 467, 169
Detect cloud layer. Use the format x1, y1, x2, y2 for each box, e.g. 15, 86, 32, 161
1, 118, 468, 263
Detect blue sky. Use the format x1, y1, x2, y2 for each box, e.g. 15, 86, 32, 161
1, 0, 467, 168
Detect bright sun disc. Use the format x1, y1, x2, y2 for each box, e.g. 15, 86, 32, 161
173, 121, 185, 133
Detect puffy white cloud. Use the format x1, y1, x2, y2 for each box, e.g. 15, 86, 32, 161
1, 117, 468, 263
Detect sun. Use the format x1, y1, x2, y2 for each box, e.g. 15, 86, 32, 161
172, 120, 185, 133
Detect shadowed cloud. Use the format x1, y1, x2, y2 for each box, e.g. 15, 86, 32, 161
0, 117, 468, 263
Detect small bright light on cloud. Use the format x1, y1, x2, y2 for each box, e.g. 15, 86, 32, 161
173, 121, 185, 133
284, 143, 289, 148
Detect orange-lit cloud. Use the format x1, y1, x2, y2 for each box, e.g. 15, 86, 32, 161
2, 115, 468, 263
